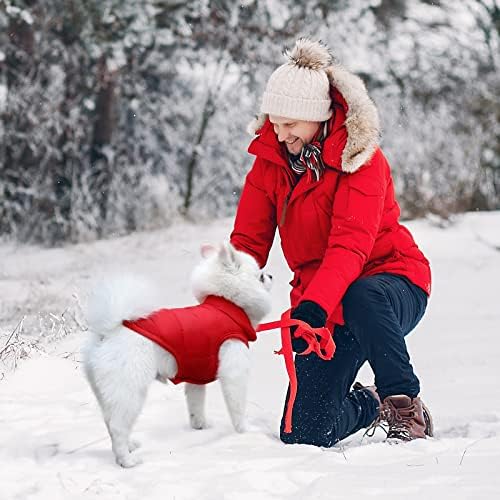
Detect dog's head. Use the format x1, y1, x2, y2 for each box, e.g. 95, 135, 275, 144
190, 242, 272, 325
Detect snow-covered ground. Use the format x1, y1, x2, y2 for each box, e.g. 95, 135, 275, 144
1, 212, 499, 500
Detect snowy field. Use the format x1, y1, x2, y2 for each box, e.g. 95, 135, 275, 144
1, 211, 499, 500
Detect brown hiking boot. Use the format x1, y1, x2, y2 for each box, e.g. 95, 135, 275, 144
384, 395, 434, 441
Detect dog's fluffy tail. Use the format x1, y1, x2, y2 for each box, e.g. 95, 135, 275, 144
86, 273, 165, 335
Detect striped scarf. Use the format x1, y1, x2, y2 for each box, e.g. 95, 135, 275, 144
288, 121, 328, 182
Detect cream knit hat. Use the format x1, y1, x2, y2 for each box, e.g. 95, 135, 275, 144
260, 38, 333, 122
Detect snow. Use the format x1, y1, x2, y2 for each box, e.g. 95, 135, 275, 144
107, 47, 128, 73
0, 83, 6, 112
83, 98, 95, 111
1, 211, 500, 499
6, 5, 34, 25
265, 0, 290, 31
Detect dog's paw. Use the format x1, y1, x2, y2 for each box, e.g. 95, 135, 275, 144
233, 419, 247, 433
190, 414, 206, 430
128, 439, 141, 452
116, 452, 143, 468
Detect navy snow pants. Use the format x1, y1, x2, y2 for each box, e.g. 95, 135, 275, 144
280, 273, 428, 447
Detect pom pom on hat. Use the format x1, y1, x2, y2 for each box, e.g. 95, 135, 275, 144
284, 38, 332, 70
260, 38, 333, 122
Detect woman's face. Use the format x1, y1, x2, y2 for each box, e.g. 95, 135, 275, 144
269, 115, 321, 156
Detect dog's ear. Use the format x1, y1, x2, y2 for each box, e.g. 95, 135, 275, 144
218, 242, 238, 267
200, 243, 217, 259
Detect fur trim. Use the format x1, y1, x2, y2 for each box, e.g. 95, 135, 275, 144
246, 113, 268, 136
285, 38, 332, 70
325, 65, 380, 173
248, 62, 380, 174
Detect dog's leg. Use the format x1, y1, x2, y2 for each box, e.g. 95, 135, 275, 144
185, 383, 207, 429
128, 439, 142, 452
218, 340, 250, 433
87, 364, 143, 457
104, 389, 147, 468
86, 333, 156, 468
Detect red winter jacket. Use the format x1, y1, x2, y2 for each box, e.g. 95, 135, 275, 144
123, 295, 256, 385
230, 65, 431, 328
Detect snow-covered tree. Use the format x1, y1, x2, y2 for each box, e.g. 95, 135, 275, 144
0, 0, 498, 245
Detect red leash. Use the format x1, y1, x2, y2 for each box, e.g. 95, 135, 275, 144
256, 309, 336, 433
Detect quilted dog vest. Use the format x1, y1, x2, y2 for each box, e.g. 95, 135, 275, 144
123, 295, 256, 384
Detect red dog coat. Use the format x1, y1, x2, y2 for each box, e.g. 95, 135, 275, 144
122, 295, 256, 385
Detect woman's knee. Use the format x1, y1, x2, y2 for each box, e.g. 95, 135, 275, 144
342, 277, 389, 323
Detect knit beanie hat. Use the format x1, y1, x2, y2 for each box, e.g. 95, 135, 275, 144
260, 38, 333, 122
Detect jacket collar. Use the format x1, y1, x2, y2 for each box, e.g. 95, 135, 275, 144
247, 62, 380, 174
202, 295, 257, 341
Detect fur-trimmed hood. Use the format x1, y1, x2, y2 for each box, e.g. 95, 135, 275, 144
247, 63, 380, 174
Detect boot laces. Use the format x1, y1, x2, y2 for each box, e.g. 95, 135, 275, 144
363, 404, 392, 437
386, 399, 419, 440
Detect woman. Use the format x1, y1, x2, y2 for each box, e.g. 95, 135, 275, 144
230, 38, 432, 446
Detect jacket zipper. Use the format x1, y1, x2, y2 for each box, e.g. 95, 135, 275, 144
279, 191, 292, 227
279, 164, 298, 227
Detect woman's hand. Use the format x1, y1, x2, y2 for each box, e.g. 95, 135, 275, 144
290, 301, 327, 353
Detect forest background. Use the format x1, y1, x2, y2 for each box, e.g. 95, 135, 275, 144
1, 0, 499, 245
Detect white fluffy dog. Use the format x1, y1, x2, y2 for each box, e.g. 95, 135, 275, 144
83, 243, 272, 467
